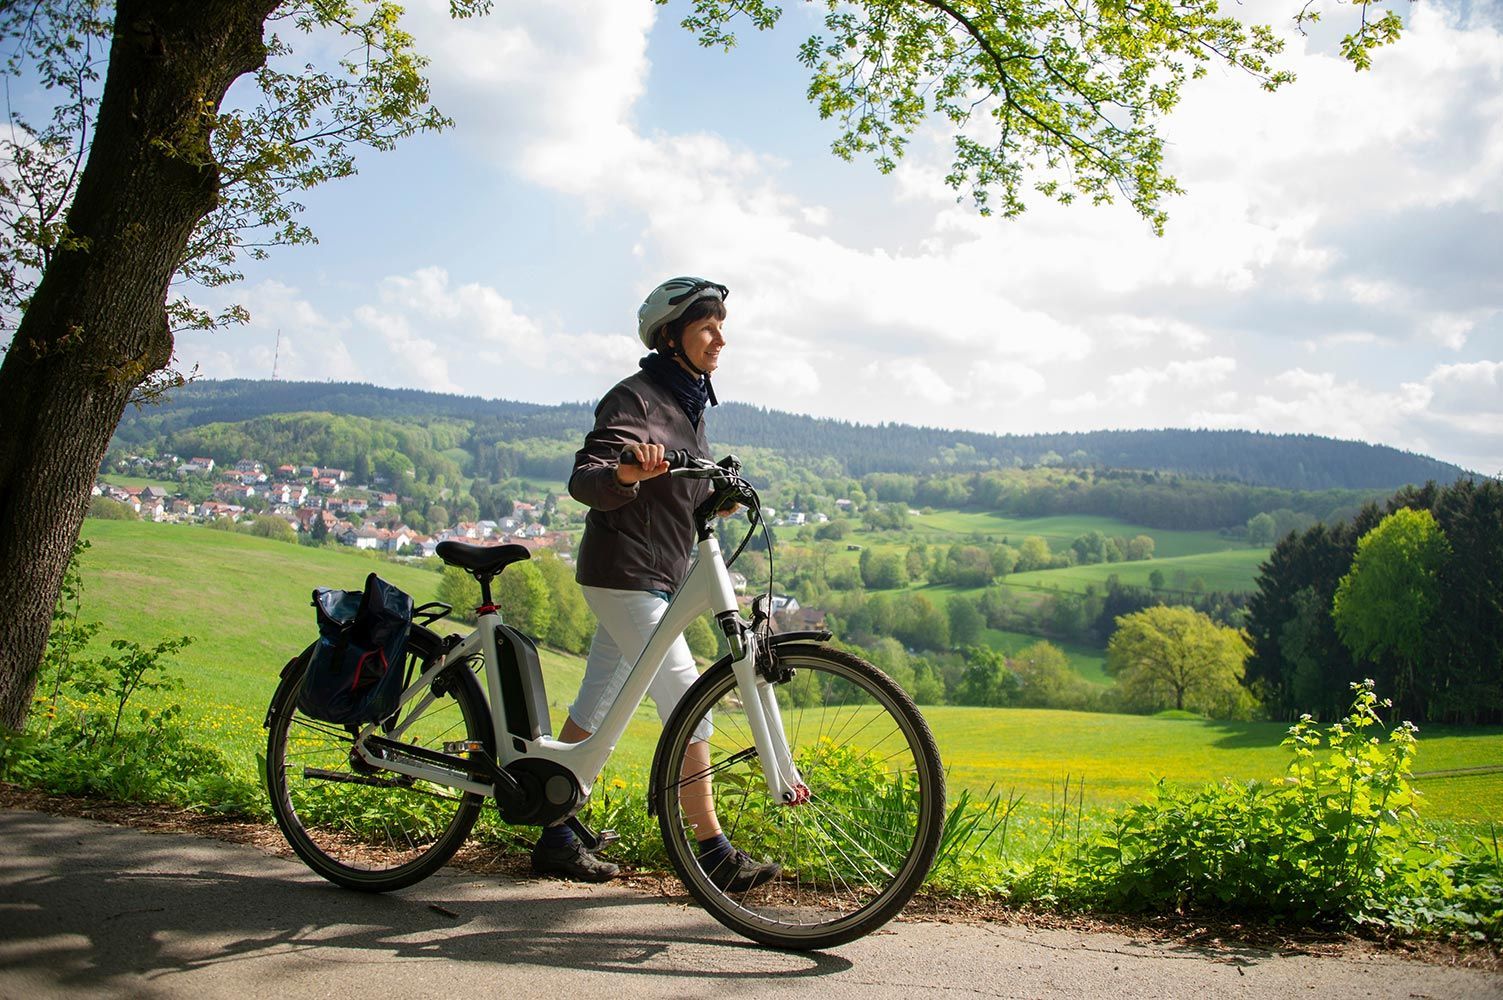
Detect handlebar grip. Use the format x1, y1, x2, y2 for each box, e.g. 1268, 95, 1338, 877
618, 447, 691, 469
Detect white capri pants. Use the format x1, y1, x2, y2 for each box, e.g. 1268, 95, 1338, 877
569, 586, 709, 741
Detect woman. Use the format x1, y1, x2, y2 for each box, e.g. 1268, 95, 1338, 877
533, 277, 778, 891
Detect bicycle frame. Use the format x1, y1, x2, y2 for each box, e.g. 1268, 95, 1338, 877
351, 532, 806, 806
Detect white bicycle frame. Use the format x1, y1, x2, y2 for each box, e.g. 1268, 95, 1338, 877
351, 532, 806, 805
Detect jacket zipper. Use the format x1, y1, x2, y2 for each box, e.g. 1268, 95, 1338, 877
644, 504, 656, 566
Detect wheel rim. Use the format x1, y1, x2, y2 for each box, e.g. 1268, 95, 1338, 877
270, 665, 484, 879
662, 652, 942, 942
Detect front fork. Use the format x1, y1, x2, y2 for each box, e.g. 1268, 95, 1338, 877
720, 615, 809, 804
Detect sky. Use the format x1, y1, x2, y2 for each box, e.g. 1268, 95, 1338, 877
174, 0, 1502, 475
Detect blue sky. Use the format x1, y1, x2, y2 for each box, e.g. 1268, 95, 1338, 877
175, 0, 1502, 475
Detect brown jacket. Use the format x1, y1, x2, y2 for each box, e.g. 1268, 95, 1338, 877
569, 371, 711, 594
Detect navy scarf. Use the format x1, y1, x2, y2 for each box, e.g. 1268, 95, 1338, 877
640, 352, 713, 427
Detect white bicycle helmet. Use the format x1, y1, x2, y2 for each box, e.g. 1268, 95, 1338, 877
636, 276, 729, 350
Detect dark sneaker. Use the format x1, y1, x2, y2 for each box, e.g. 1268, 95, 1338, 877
702, 849, 781, 892
531, 840, 620, 883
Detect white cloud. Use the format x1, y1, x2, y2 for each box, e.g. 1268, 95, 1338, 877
1421, 313, 1476, 350
1103, 357, 1237, 405
203, 0, 1503, 474
1416, 360, 1503, 433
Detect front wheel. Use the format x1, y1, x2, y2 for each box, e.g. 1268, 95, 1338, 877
652, 644, 945, 950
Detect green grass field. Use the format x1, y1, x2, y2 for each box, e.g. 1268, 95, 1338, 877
776, 507, 1268, 602
976, 627, 1111, 684
908, 510, 1246, 560
98, 473, 175, 491
64, 519, 1503, 828
925, 704, 1503, 824
1005, 548, 1271, 596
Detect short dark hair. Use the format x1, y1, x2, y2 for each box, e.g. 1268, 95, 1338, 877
656, 297, 727, 352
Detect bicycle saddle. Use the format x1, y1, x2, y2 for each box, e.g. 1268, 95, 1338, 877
434, 541, 532, 576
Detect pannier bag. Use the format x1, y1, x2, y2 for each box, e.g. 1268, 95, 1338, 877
296, 573, 415, 725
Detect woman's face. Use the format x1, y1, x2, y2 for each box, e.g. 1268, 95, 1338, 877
675, 314, 725, 374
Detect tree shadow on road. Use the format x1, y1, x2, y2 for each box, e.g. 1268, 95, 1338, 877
0, 811, 853, 993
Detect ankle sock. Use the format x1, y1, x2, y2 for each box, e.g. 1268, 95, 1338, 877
697, 832, 733, 867
538, 824, 577, 850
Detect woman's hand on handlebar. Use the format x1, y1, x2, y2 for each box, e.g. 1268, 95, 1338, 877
616, 442, 671, 485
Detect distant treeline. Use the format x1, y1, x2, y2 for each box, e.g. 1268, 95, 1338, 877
112, 379, 1470, 491
850, 467, 1380, 531
117, 407, 1396, 533
1246, 477, 1503, 724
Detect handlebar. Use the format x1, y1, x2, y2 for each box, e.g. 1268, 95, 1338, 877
618, 447, 693, 469
619, 448, 739, 480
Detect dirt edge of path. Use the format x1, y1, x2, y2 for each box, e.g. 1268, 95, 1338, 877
3, 781, 1497, 972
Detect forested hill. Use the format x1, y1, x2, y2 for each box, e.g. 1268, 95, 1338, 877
113, 379, 1469, 491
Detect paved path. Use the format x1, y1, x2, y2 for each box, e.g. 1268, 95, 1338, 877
0, 809, 1498, 999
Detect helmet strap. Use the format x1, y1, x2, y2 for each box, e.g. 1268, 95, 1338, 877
666, 337, 719, 407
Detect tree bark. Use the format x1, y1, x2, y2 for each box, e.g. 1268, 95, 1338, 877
0, 0, 278, 731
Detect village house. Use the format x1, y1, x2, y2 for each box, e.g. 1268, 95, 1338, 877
315, 476, 341, 494
512, 531, 572, 556
179, 456, 216, 475
777, 605, 828, 632
343, 523, 418, 553
268, 483, 309, 505
213, 481, 255, 501
377, 492, 398, 508
347, 524, 383, 550
294, 508, 339, 533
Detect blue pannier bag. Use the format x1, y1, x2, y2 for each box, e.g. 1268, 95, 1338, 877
296, 573, 414, 725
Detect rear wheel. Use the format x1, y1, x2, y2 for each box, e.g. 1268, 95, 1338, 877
653, 645, 945, 949
265, 634, 491, 891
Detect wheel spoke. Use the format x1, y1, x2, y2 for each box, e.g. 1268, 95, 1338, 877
655, 648, 944, 949
266, 642, 488, 890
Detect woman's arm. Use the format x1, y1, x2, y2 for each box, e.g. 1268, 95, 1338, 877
568, 383, 653, 511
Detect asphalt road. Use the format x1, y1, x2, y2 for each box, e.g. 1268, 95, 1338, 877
0, 808, 1498, 999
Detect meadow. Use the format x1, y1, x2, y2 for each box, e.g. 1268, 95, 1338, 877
775, 507, 1268, 599
64, 519, 1503, 828
1004, 548, 1271, 595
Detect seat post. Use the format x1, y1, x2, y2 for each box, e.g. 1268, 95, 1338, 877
477, 573, 495, 609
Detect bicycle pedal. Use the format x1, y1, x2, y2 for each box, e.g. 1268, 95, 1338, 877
596, 829, 620, 847
443, 740, 486, 754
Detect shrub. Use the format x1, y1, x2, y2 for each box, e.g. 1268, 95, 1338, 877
87, 496, 137, 519
1051, 680, 1501, 936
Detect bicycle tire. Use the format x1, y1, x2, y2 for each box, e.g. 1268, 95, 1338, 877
652, 644, 945, 950
265, 630, 492, 892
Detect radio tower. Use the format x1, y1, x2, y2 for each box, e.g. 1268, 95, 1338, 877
272, 329, 281, 380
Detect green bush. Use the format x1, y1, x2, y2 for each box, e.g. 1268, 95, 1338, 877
1041, 680, 1501, 937
87, 496, 138, 519
1, 544, 264, 818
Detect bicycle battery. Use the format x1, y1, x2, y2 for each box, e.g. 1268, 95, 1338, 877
494, 623, 552, 742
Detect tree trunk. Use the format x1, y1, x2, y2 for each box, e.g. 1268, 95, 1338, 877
0, 0, 277, 731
